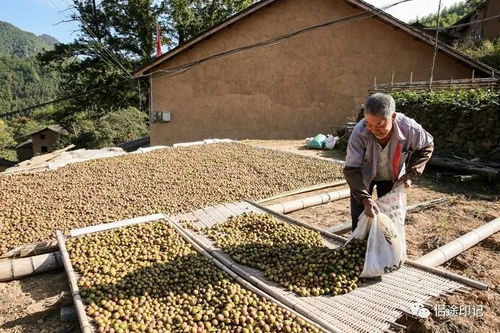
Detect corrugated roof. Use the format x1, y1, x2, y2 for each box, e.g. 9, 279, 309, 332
133, 0, 498, 78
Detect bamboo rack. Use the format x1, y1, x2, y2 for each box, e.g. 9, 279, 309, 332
56, 214, 328, 333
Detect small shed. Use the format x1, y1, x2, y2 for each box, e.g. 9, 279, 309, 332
30, 125, 65, 156
16, 140, 34, 162
15, 125, 67, 162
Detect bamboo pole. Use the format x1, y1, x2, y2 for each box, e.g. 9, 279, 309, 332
0, 251, 63, 282
1, 240, 58, 259
257, 180, 347, 204
247, 200, 348, 243
55, 231, 93, 333
416, 217, 500, 269
265, 188, 350, 214
246, 200, 488, 290
405, 260, 488, 290
69, 213, 165, 237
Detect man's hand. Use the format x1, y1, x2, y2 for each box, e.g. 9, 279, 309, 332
393, 173, 413, 189
362, 197, 379, 218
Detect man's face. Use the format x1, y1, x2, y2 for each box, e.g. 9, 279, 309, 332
364, 112, 395, 140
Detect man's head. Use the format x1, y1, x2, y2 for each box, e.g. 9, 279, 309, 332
364, 93, 396, 140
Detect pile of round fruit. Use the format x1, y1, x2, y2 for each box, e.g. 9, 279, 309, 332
0, 143, 343, 254
67, 220, 321, 332
203, 213, 366, 297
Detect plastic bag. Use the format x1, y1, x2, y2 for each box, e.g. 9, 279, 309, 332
307, 134, 326, 149
347, 185, 407, 278
324, 135, 339, 150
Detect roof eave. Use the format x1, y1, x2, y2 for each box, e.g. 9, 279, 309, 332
345, 0, 499, 76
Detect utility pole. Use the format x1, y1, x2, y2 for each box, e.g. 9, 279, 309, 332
429, 0, 443, 89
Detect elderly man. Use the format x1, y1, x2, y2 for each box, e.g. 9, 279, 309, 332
343, 93, 434, 231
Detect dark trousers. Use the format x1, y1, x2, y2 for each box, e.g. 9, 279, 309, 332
350, 180, 394, 231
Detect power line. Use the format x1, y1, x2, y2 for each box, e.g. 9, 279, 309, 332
61, 0, 132, 77
0, 79, 132, 118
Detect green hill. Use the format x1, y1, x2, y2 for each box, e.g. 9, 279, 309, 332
0, 21, 58, 57
0, 53, 61, 114
38, 34, 59, 48
0, 21, 61, 117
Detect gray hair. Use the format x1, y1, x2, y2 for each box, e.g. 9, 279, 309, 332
364, 93, 396, 118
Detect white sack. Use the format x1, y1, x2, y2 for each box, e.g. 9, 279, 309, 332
347, 185, 407, 278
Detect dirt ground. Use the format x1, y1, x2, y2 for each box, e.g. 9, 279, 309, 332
0, 140, 498, 333
248, 140, 500, 333
241, 139, 347, 162
0, 269, 77, 333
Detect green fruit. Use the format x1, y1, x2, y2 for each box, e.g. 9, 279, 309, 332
69, 221, 320, 332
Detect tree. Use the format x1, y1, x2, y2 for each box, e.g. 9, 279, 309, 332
0, 119, 16, 161
7, 116, 45, 142
456, 38, 500, 70
0, 54, 61, 116
38, 0, 254, 145
56, 106, 148, 149
164, 0, 254, 44
38, 0, 159, 129
411, 0, 486, 28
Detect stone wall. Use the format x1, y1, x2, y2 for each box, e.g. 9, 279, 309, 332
392, 89, 500, 161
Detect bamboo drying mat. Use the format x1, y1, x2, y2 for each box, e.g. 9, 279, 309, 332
59, 214, 326, 333
171, 201, 467, 333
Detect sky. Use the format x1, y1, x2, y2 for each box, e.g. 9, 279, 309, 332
0, 0, 465, 44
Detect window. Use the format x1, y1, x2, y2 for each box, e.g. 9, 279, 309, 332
41, 146, 48, 153
40, 134, 45, 140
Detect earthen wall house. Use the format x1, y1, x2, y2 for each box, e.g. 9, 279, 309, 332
134, 0, 495, 146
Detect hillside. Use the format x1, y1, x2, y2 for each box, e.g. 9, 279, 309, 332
38, 34, 59, 48
0, 21, 61, 115
0, 20, 58, 57
0, 53, 61, 114
0, 21, 62, 161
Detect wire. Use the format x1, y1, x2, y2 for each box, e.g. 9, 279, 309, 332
0, 79, 132, 118
139, 0, 414, 80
